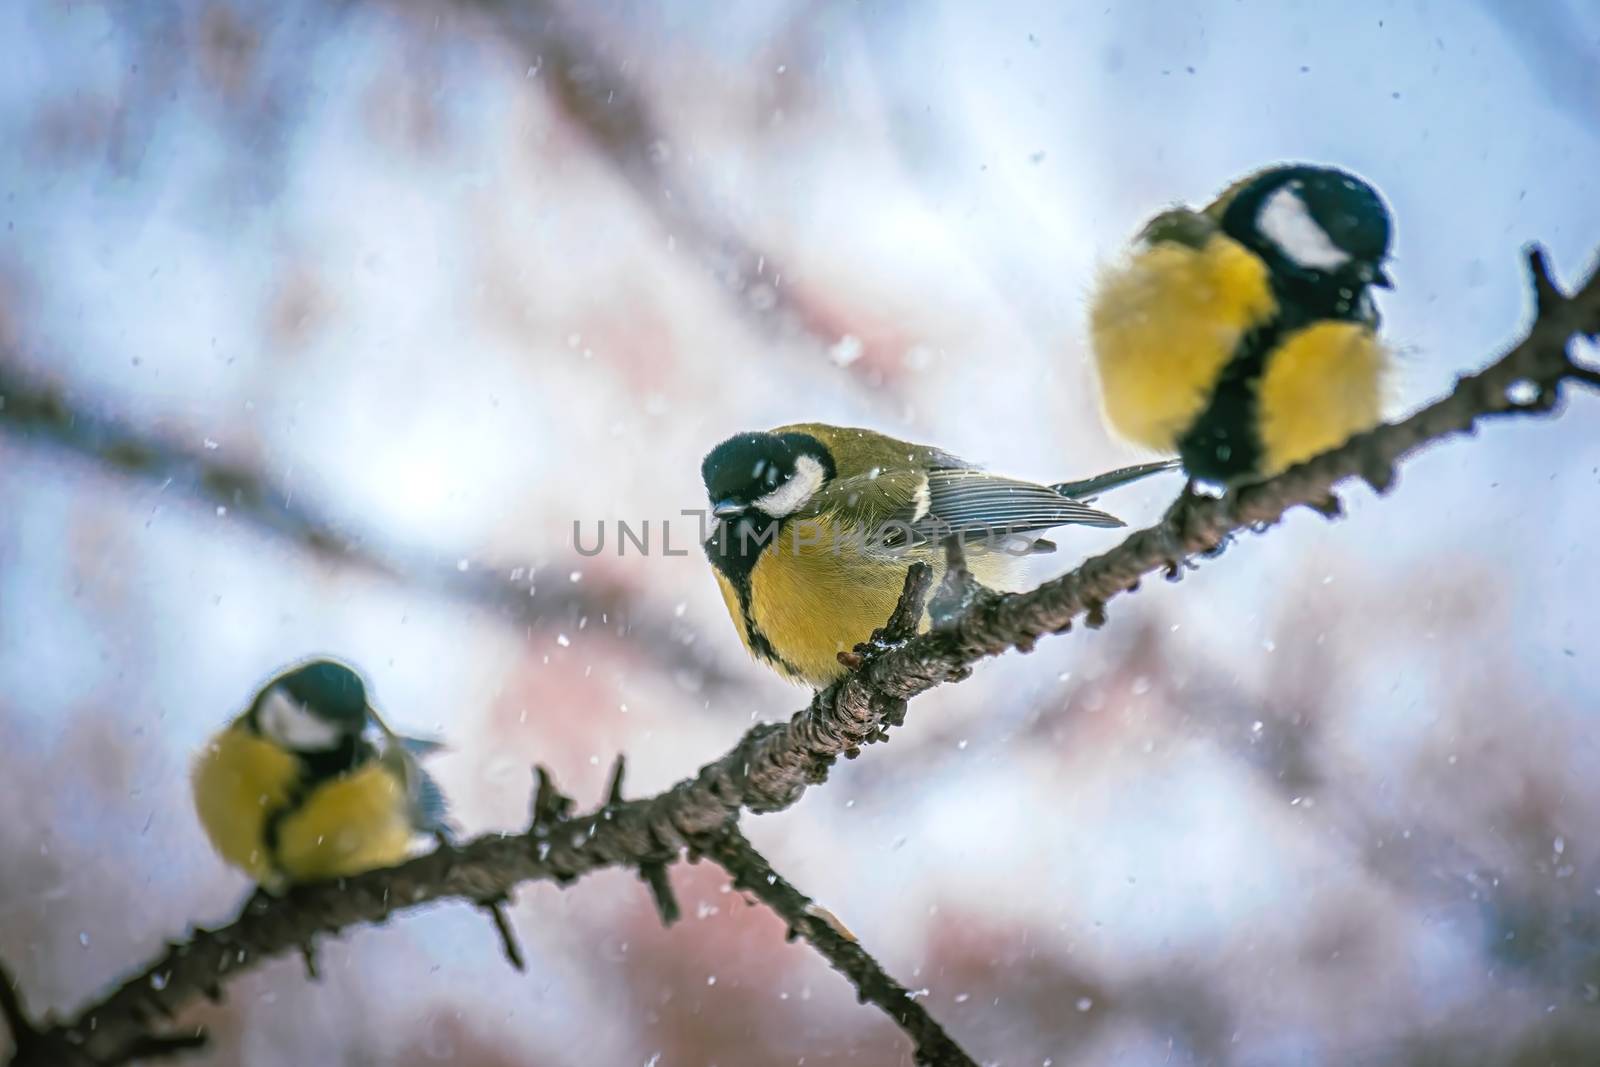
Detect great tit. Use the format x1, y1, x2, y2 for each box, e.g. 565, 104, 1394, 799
192, 658, 450, 891
1089, 163, 1393, 486
701, 423, 1177, 687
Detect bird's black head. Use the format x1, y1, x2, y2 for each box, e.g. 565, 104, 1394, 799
701, 431, 836, 520
1220, 164, 1393, 318
252, 658, 369, 752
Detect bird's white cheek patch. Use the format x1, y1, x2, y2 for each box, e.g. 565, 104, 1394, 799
752, 455, 827, 517
260, 688, 342, 751
1259, 186, 1350, 271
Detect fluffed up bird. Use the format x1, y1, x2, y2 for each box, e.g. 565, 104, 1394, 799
192, 657, 450, 891
1089, 163, 1394, 486
701, 422, 1177, 687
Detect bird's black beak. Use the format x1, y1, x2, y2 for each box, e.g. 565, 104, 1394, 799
712, 499, 745, 519
1369, 264, 1393, 289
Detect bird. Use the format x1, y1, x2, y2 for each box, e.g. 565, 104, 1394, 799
700, 423, 1177, 687
191, 658, 450, 891
1089, 163, 1394, 486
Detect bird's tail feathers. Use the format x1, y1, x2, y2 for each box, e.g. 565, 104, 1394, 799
1053, 458, 1181, 501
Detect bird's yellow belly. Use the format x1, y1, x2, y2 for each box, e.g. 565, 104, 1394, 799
192, 727, 298, 884
1090, 235, 1277, 452
192, 727, 415, 888
1255, 321, 1386, 475
272, 766, 414, 882
715, 520, 1021, 688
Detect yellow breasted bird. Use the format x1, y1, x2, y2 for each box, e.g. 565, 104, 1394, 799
192, 658, 449, 891
1089, 163, 1394, 486
701, 423, 1177, 687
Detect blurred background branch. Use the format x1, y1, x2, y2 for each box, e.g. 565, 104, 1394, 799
0, 356, 738, 690
431, 0, 856, 360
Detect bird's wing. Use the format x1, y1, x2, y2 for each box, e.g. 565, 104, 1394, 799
409, 766, 456, 841
365, 703, 446, 756
1138, 207, 1219, 250
374, 741, 456, 838
800, 468, 928, 532
919, 469, 1125, 535
801, 465, 1126, 554
395, 735, 447, 759
366, 705, 455, 838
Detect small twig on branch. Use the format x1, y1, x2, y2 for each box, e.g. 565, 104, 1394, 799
6, 246, 1598, 1066
605, 756, 682, 925
928, 537, 984, 629
700, 825, 979, 1067
299, 941, 319, 981
432, 825, 529, 972
1529, 246, 1567, 318
481, 897, 526, 972
529, 765, 576, 830
835, 563, 933, 730
880, 561, 936, 641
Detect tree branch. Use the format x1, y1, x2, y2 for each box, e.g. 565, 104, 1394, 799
700, 825, 979, 1066
5, 246, 1598, 1065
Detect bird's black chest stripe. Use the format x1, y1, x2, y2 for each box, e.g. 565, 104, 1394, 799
1178, 319, 1282, 483
1179, 272, 1363, 483
259, 735, 369, 865
704, 515, 805, 678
